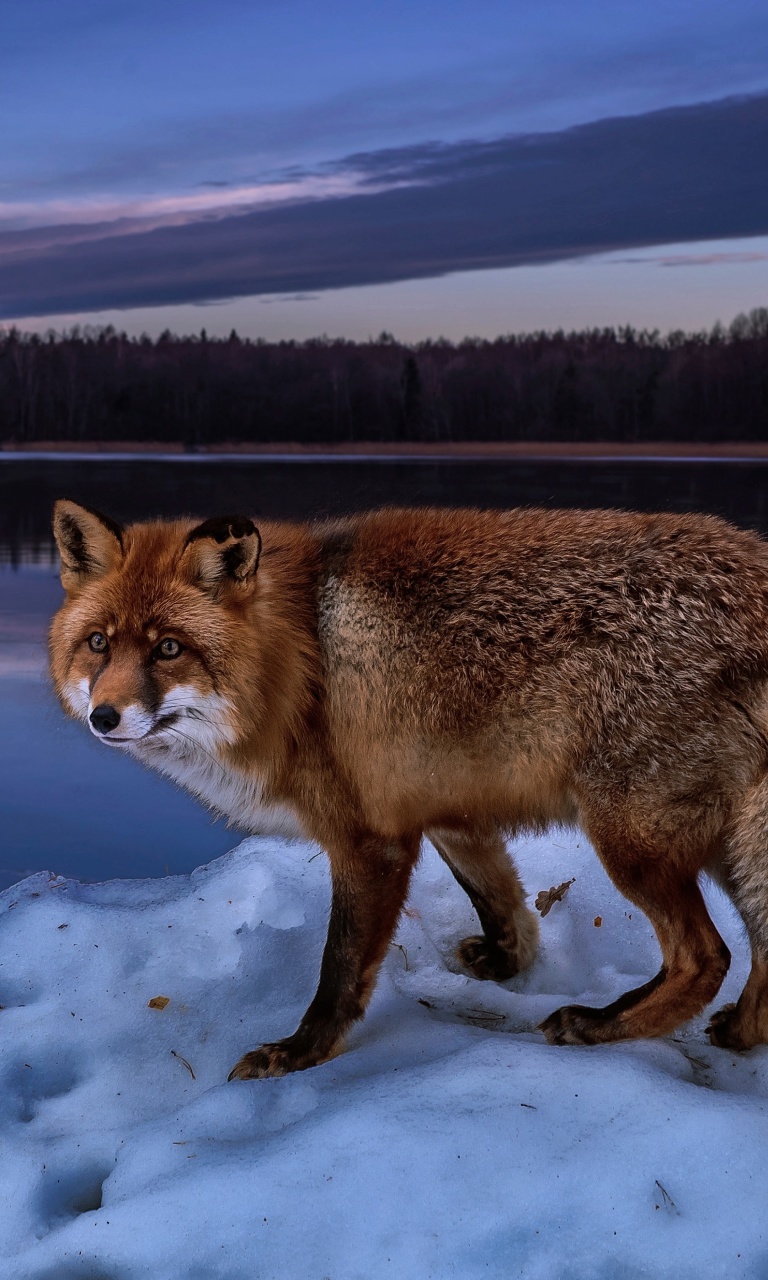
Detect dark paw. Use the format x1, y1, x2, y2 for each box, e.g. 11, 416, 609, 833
707, 1003, 754, 1052
538, 1003, 605, 1046
228, 1038, 329, 1081
457, 935, 519, 982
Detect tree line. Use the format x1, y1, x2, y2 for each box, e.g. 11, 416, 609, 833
1, 309, 767, 446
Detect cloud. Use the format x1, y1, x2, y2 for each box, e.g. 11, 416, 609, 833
2, 92, 768, 319
7, 3, 768, 206
0, 172, 373, 234
658, 252, 768, 266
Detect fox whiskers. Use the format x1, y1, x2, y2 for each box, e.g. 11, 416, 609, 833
164, 723, 227, 772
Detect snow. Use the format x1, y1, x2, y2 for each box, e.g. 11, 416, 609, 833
1, 830, 767, 1280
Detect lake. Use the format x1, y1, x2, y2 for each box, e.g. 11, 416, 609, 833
2, 453, 766, 891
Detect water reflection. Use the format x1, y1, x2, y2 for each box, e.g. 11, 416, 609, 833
3, 455, 768, 563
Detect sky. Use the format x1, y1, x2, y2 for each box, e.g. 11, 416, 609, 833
2, 0, 768, 340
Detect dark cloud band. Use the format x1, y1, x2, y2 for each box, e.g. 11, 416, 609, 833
2, 92, 768, 318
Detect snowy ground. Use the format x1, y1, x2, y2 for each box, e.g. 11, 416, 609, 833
1, 830, 767, 1280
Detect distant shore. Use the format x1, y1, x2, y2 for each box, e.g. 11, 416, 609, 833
3, 440, 768, 461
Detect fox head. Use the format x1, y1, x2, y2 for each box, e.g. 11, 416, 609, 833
49, 501, 263, 760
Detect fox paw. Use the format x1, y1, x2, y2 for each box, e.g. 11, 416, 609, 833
538, 1004, 605, 1046
707, 1004, 758, 1052
228, 1039, 328, 1081
456, 935, 520, 982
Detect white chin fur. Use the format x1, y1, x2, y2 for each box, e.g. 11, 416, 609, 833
76, 681, 303, 838
139, 688, 304, 839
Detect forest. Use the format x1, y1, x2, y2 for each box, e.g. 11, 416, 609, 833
1, 308, 767, 446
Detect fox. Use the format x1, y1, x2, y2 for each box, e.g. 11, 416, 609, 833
48, 498, 768, 1078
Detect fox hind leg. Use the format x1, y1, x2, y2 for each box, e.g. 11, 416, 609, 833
709, 777, 768, 1051
540, 818, 730, 1046
428, 826, 539, 982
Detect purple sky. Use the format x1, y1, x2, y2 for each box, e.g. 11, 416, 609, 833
3, 0, 768, 339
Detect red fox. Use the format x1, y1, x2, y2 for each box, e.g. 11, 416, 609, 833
49, 500, 768, 1078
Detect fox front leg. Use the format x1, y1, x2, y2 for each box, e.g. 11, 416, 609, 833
228, 835, 418, 1080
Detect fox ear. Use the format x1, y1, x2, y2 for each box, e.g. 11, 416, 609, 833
52, 500, 124, 591
183, 515, 262, 591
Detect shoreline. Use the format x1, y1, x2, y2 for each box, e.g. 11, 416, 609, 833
2, 440, 768, 463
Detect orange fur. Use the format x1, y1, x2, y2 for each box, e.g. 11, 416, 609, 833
49, 501, 768, 1077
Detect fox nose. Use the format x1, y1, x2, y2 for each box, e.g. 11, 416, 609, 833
90, 704, 121, 734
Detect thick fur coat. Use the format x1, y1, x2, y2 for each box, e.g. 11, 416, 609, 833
49, 502, 768, 1077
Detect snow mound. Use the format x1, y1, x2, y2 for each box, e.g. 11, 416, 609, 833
1, 832, 767, 1279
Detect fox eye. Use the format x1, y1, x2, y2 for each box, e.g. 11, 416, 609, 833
88, 632, 108, 653
157, 638, 183, 659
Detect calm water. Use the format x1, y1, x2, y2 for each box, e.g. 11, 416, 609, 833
2, 455, 766, 891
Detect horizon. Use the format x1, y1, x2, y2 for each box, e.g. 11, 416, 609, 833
4, 299, 767, 350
